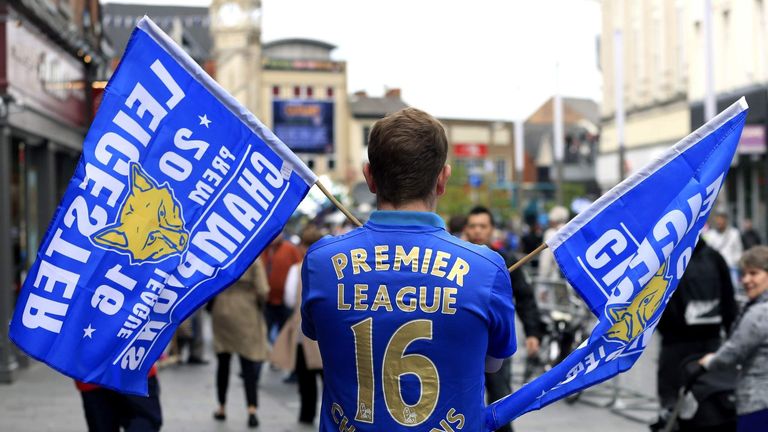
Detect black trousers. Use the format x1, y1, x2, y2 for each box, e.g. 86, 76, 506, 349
216, 352, 263, 408
296, 344, 323, 423
485, 358, 513, 432
80, 375, 162, 432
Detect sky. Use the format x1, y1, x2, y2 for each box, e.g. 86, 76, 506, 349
104, 0, 603, 121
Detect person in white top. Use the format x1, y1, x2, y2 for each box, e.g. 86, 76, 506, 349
704, 210, 743, 289
538, 206, 570, 282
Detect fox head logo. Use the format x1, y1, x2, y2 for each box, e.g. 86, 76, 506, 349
604, 262, 671, 344
91, 163, 189, 264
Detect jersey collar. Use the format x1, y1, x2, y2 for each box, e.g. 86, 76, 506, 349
367, 210, 446, 230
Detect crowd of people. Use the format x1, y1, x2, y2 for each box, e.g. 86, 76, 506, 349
72, 107, 768, 432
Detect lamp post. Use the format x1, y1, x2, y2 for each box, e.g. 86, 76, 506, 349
614, 29, 626, 182
553, 63, 564, 206
703, 0, 716, 121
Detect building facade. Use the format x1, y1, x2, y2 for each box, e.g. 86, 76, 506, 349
348, 88, 408, 203
599, 0, 690, 191
103, 3, 214, 69
524, 97, 600, 205
260, 38, 351, 183
687, 0, 768, 239
601, 0, 768, 237
442, 118, 516, 189
0, 0, 111, 382
210, 0, 261, 115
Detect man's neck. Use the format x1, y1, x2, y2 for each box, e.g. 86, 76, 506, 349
377, 200, 435, 212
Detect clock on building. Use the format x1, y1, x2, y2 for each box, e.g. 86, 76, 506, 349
216, 2, 244, 28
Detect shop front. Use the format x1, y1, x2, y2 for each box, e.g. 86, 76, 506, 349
690, 86, 768, 240
0, 8, 94, 382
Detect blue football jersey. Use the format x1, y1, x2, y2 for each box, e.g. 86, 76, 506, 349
301, 211, 517, 431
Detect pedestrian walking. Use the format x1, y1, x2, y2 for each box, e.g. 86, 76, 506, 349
704, 210, 743, 289
652, 240, 738, 431
262, 233, 303, 342
740, 219, 761, 251
537, 206, 569, 282
173, 310, 207, 365
76, 366, 162, 432
272, 224, 325, 426
520, 221, 543, 271
465, 205, 545, 432
211, 258, 270, 428
301, 107, 517, 431
700, 246, 768, 432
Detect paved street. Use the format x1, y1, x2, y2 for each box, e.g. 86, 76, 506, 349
0, 358, 651, 432
0, 315, 657, 432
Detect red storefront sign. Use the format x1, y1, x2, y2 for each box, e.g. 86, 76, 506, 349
453, 142, 488, 158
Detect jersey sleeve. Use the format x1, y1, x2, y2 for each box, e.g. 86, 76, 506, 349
300, 255, 317, 340
487, 267, 517, 359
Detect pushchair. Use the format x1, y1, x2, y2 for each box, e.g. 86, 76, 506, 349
651, 355, 737, 432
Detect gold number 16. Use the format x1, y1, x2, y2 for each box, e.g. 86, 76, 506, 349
350, 318, 440, 427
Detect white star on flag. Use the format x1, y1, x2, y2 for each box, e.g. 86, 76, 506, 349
83, 324, 96, 339
199, 114, 212, 128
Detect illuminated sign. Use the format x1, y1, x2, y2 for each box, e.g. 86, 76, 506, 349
273, 100, 334, 153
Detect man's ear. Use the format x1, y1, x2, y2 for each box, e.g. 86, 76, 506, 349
435, 164, 451, 197
363, 163, 377, 194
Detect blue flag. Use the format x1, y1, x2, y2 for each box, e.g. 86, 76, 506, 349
9, 17, 316, 395
486, 98, 748, 429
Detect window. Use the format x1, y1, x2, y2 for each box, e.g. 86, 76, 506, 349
327, 86, 334, 98
363, 126, 371, 146
723, 10, 731, 85
632, 2, 645, 101
294, 86, 301, 97
307, 159, 315, 169
675, 3, 686, 91
495, 159, 506, 184
272, 85, 280, 96
327, 158, 336, 170
652, 10, 664, 98
306, 86, 313, 98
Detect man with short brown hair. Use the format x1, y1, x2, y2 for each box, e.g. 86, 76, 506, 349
366, 107, 450, 207
301, 107, 518, 431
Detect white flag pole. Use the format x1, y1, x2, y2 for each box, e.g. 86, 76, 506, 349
703, 0, 716, 121
315, 182, 362, 227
